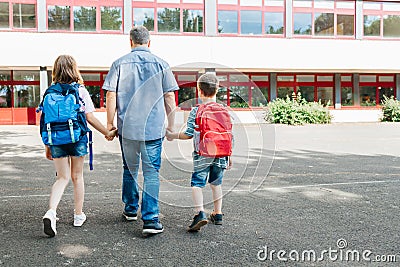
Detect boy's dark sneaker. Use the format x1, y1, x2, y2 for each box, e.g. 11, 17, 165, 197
143, 219, 164, 234
188, 211, 208, 232
209, 213, 223, 225
123, 211, 138, 221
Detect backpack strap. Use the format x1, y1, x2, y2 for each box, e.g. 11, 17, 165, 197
88, 131, 93, 170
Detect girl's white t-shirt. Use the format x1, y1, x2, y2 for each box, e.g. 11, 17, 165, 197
78, 85, 96, 114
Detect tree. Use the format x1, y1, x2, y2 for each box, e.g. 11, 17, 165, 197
48, 6, 70, 30
101, 7, 122, 31
74, 6, 96, 31
158, 8, 180, 32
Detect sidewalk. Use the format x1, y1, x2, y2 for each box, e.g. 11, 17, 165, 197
0, 123, 399, 266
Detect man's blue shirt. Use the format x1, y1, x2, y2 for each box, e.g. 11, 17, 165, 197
103, 47, 179, 141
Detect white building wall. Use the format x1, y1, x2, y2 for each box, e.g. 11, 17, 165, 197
1, 32, 400, 73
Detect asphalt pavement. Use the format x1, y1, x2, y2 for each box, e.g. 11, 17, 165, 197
0, 123, 399, 266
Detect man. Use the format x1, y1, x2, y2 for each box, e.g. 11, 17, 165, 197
103, 26, 178, 234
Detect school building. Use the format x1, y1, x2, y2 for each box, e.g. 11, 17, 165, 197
1, 0, 400, 124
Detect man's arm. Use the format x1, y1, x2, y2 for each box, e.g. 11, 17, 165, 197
106, 91, 117, 131
164, 91, 176, 131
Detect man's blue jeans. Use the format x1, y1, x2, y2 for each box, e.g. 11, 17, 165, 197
119, 136, 163, 221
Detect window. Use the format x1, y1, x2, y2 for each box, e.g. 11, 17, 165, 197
294, 13, 312, 35
314, 12, 334, 36
133, 8, 155, 30
74, 6, 96, 32
241, 10, 262, 35
157, 8, 180, 32
101, 7, 122, 31
218, 10, 238, 33
0, 2, 9, 28
359, 74, 395, 106
183, 9, 203, 32
363, 1, 400, 38
265, 12, 284, 34
48, 6, 71, 30
337, 14, 354, 36
12, 3, 36, 28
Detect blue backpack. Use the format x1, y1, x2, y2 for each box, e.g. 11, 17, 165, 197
38, 83, 93, 169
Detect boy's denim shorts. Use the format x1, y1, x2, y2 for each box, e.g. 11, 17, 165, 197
49, 135, 88, 158
191, 164, 225, 188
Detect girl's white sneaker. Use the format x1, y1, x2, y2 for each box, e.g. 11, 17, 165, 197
73, 212, 87, 227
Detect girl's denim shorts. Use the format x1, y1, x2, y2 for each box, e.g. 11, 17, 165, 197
49, 135, 88, 158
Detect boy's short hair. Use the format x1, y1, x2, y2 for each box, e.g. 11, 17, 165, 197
197, 73, 219, 97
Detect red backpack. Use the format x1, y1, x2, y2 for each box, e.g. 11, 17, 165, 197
194, 102, 232, 158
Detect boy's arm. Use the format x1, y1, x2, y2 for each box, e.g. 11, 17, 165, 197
166, 130, 192, 140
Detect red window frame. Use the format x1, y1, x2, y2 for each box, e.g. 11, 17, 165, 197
217, 0, 285, 37
132, 0, 204, 35
174, 71, 199, 109
359, 73, 396, 106
340, 73, 354, 107
0, 0, 38, 31
80, 70, 109, 109
362, 0, 400, 39
293, 0, 355, 39
46, 0, 124, 33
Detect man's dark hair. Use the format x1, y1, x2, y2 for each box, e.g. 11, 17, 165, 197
130, 26, 150, 45
198, 73, 219, 97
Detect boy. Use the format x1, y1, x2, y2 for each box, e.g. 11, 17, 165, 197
166, 73, 232, 232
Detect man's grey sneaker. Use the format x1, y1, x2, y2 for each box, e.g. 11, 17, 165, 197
142, 219, 164, 234
43, 209, 57, 237
73, 212, 87, 227
188, 211, 208, 232
209, 213, 223, 225
123, 212, 138, 221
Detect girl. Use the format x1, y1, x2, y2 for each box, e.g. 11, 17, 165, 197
42, 55, 117, 237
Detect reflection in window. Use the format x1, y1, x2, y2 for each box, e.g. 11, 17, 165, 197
0, 86, 11, 108
74, 6, 96, 31
265, 12, 284, 34
183, 9, 203, 32
364, 15, 380, 36
337, 14, 354, 36
341, 87, 353, 106
379, 87, 394, 104
14, 85, 40, 108
158, 8, 180, 32
0, 2, 9, 28
217, 87, 228, 105
101, 7, 122, 31
13, 4, 36, 28
178, 86, 196, 109
298, 86, 314, 102
48, 6, 71, 30
277, 87, 294, 99
86, 86, 100, 108
317, 87, 333, 106
218, 11, 238, 33
314, 13, 334, 36
240, 10, 262, 35
13, 71, 40, 81
383, 15, 400, 37
252, 87, 268, 107
360, 86, 376, 106
294, 13, 312, 35
134, 8, 154, 31
230, 86, 249, 108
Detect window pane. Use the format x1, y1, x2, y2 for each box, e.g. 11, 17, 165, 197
229, 74, 249, 82
183, 9, 203, 32
265, 12, 284, 34
341, 87, 353, 106
314, 13, 334, 36
252, 86, 268, 107
101, 7, 122, 31
337, 1, 354, 9
48, 6, 71, 30
86, 86, 100, 108
297, 75, 314, 82
240, 0, 262, 6
157, 8, 180, 32
183, 0, 203, 3
317, 76, 333, 82
383, 2, 400, 12
364, 15, 380, 36
379, 87, 394, 104
379, 76, 394, 82
314, 0, 334, 9
81, 73, 100, 81
178, 74, 197, 81
383, 15, 400, 37
277, 87, 294, 99
230, 86, 249, 108
158, 0, 180, 3
337, 14, 354, 36
277, 76, 294, 82
360, 75, 376, 82
341, 75, 352, 82
0, 86, 11, 108
298, 86, 314, 102
0, 71, 11, 80
293, 0, 312, 8
265, 0, 284, 7
134, 8, 154, 31
13, 4, 36, 28
0, 2, 9, 28
13, 71, 40, 81
178, 86, 196, 109
251, 75, 269, 82
219, 0, 238, 4
317, 87, 333, 106
74, 6, 96, 31
14, 85, 40, 107
240, 10, 261, 35
218, 11, 238, 33
360, 86, 376, 106
217, 86, 228, 105
364, 2, 381, 10
294, 13, 312, 35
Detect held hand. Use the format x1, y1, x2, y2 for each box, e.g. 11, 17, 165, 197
165, 129, 174, 141
45, 146, 53, 161
105, 128, 118, 141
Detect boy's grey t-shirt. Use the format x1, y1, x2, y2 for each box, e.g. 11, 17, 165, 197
184, 106, 228, 170
103, 47, 179, 141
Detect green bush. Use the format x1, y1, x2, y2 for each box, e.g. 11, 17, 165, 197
381, 95, 400, 122
265, 93, 332, 125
